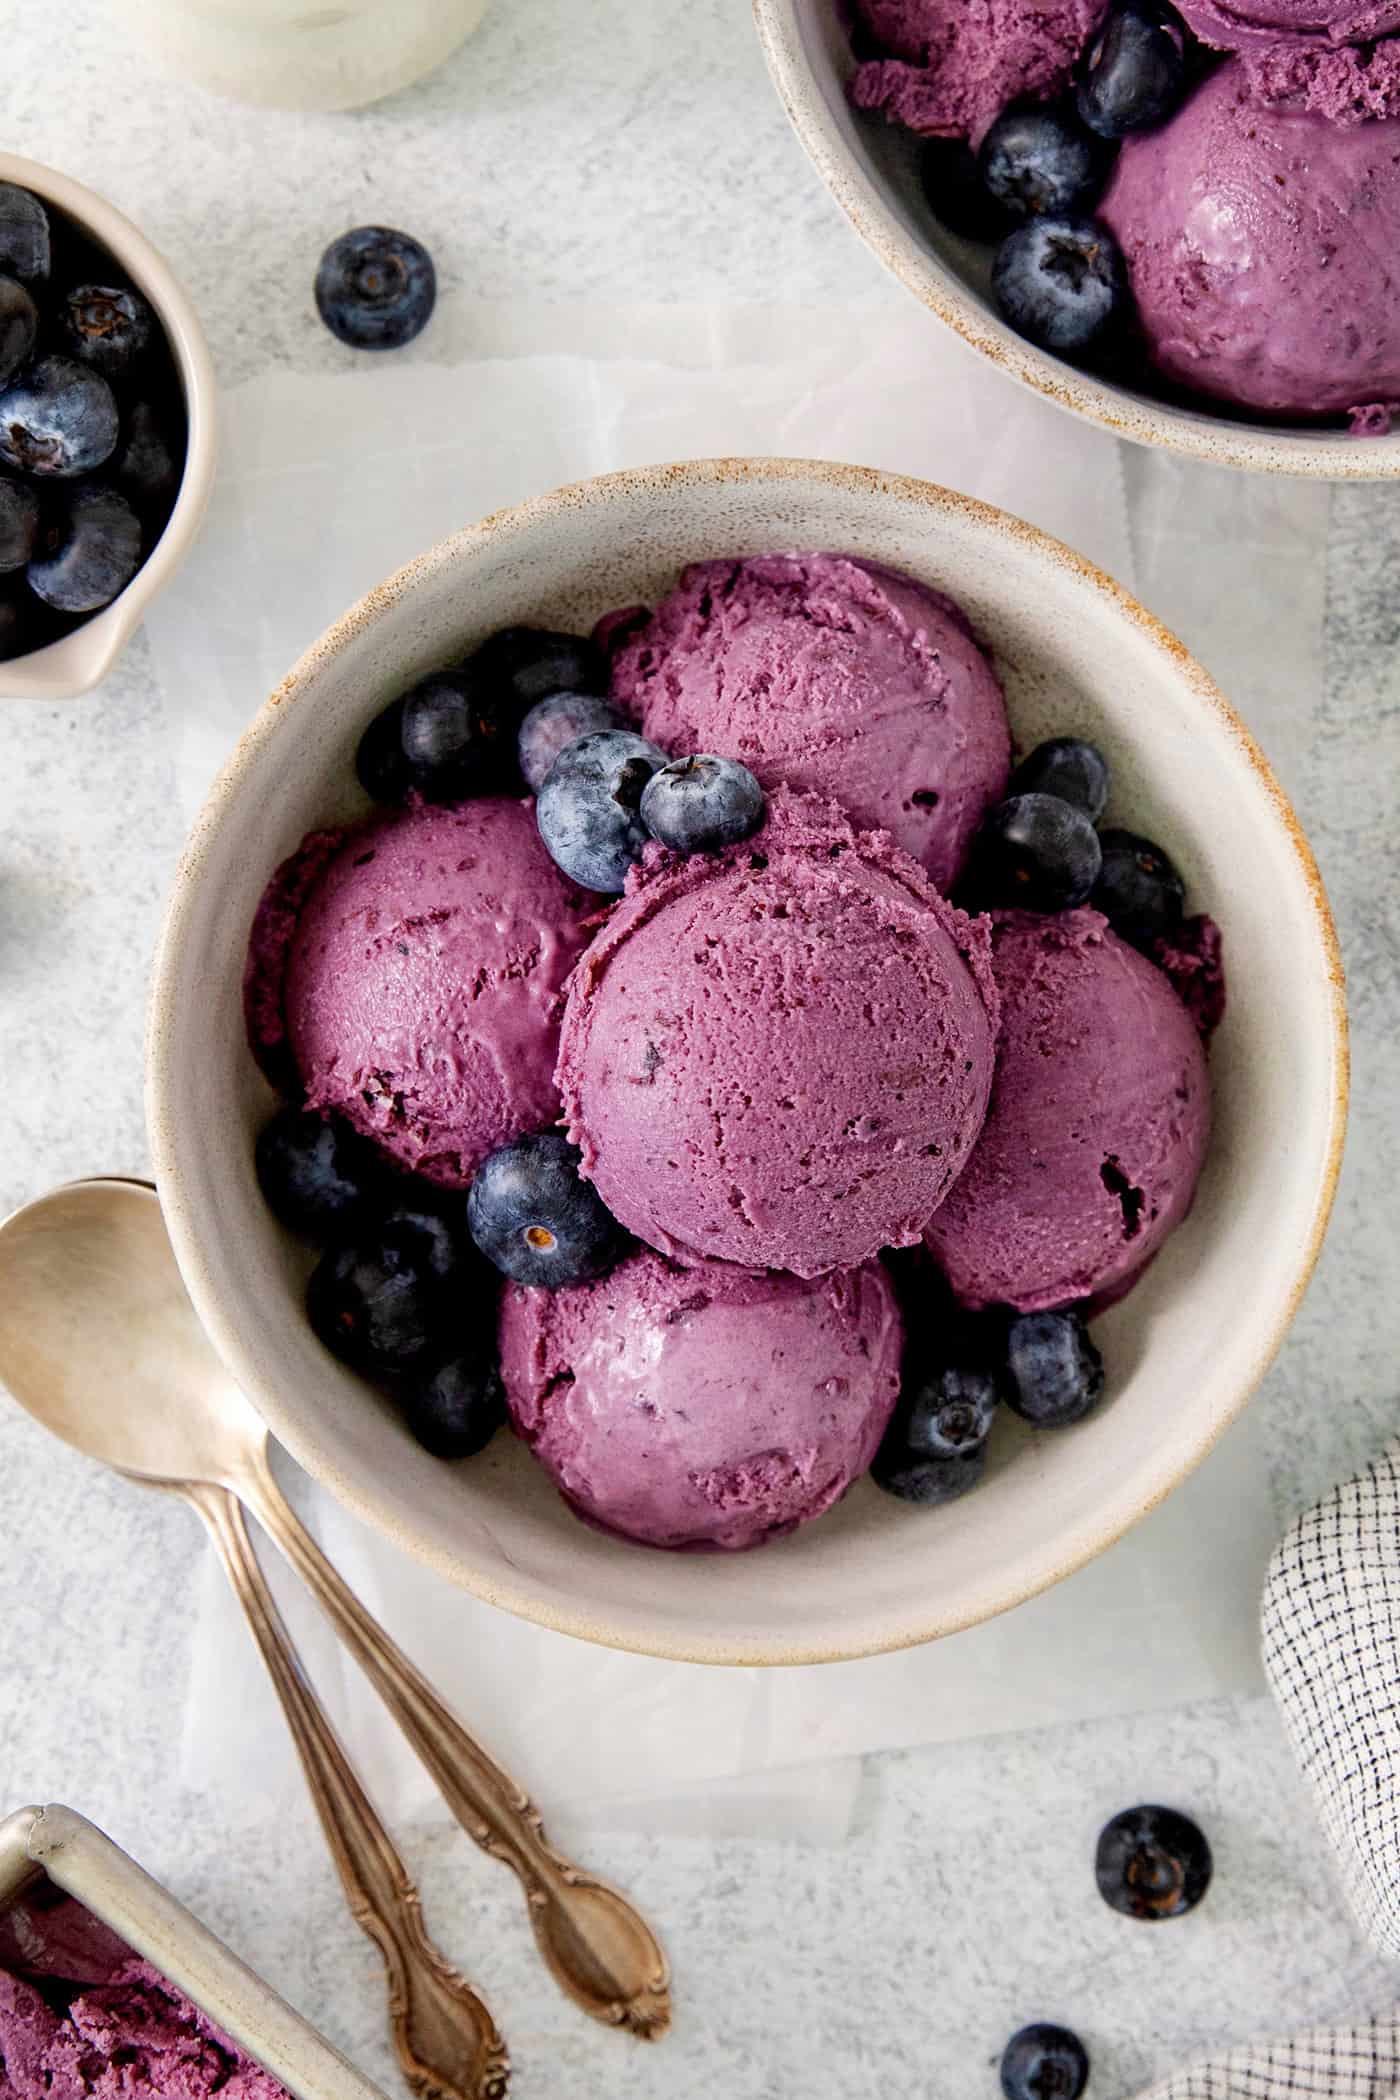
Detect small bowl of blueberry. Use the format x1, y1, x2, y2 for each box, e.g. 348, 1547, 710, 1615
0, 153, 216, 699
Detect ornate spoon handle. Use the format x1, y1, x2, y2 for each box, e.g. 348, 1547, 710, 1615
239, 1450, 671, 2041
183, 1481, 510, 2100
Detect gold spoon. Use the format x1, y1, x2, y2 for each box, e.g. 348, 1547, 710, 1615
0, 1178, 671, 2081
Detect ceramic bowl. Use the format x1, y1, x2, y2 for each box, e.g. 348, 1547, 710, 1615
0, 153, 217, 699
147, 457, 1346, 1665
752, 0, 1400, 479
0, 1805, 386, 2100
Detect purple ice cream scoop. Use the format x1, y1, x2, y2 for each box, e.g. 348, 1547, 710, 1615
847, 0, 1109, 144
1175, 0, 1400, 45
1099, 60, 1400, 418
924, 909, 1213, 1312
556, 788, 1000, 1280
498, 1247, 902, 1550
608, 553, 1010, 892
244, 795, 595, 1188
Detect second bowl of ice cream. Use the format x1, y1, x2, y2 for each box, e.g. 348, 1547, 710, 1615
149, 457, 1344, 1663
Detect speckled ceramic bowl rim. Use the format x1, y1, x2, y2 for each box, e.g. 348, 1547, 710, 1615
751, 0, 1400, 480
148, 456, 1348, 1665
0, 152, 218, 699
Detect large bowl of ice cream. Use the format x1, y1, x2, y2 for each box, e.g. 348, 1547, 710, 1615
753, 0, 1400, 475
148, 457, 1345, 1662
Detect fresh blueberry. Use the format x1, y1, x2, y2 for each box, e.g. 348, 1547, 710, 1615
467, 1132, 627, 1287
871, 1441, 987, 1506
307, 1207, 470, 1378
992, 216, 1129, 357
1092, 828, 1185, 948
0, 275, 38, 390
979, 105, 1115, 222
0, 580, 33, 660
1004, 1310, 1105, 1428
903, 1363, 1001, 1460
112, 399, 183, 514
356, 697, 415, 805
640, 754, 766, 855
0, 355, 119, 477
1007, 737, 1110, 822
0, 475, 38, 572
1000, 2023, 1090, 2100
518, 690, 621, 794
971, 793, 1102, 912
0, 183, 50, 285
466, 625, 609, 718
1095, 1804, 1212, 1919
27, 483, 141, 613
1078, 0, 1189, 139
315, 226, 436, 351
536, 728, 667, 892
401, 1345, 506, 1460
918, 138, 1016, 244
255, 1107, 384, 1240
58, 282, 154, 379
399, 668, 509, 800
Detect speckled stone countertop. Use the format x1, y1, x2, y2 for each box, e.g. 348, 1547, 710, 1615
3, 4, 1400, 2096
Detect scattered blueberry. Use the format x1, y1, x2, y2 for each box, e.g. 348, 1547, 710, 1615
400, 668, 509, 800
0, 355, 119, 477
1092, 828, 1186, 948
992, 216, 1129, 357
536, 727, 667, 892
467, 1132, 627, 1287
1008, 737, 1110, 823
640, 754, 766, 855
466, 625, 609, 718
307, 1207, 471, 1378
978, 105, 1115, 222
0, 183, 50, 285
903, 1363, 1001, 1460
1096, 1804, 1212, 1919
1078, 0, 1189, 139
27, 483, 141, 613
112, 398, 182, 514
1004, 1310, 1105, 1428
871, 1441, 987, 1506
255, 1107, 384, 1240
918, 138, 1016, 244
402, 1345, 506, 1460
0, 580, 32, 660
518, 690, 621, 793
972, 792, 1102, 911
356, 697, 414, 805
1000, 2023, 1090, 2100
58, 282, 154, 379
0, 276, 38, 390
315, 226, 436, 350
0, 475, 38, 572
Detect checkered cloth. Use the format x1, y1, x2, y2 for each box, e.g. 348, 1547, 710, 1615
1132, 1445, 1400, 2096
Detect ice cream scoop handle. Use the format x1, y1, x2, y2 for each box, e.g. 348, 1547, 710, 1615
239, 1451, 671, 2042
182, 1481, 511, 2100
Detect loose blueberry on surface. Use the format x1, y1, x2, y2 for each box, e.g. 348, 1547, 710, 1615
58, 282, 155, 379
0, 475, 38, 572
918, 138, 1017, 244
399, 668, 508, 800
1092, 828, 1186, 948
971, 792, 1102, 912
402, 1344, 506, 1460
466, 625, 609, 717
307, 1207, 470, 1378
640, 754, 766, 855
1096, 1804, 1212, 1919
27, 483, 141, 613
871, 1441, 987, 1506
0, 355, 119, 477
0, 183, 50, 285
467, 1131, 627, 1287
1008, 737, 1110, 823
0, 275, 38, 391
1000, 2023, 1090, 2100
1078, 0, 1189, 139
536, 727, 667, 892
355, 697, 415, 805
255, 1106, 384, 1240
979, 106, 1115, 222
315, 226, 436, 351
1005, 1310, 1105, 1428
518, 690, 621, 794
113, 398, 183, 514
992, 216, 1129, 357
903, 1363, 1001, 1460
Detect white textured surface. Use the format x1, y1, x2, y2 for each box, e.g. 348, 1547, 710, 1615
1, 3, 1399, 2096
